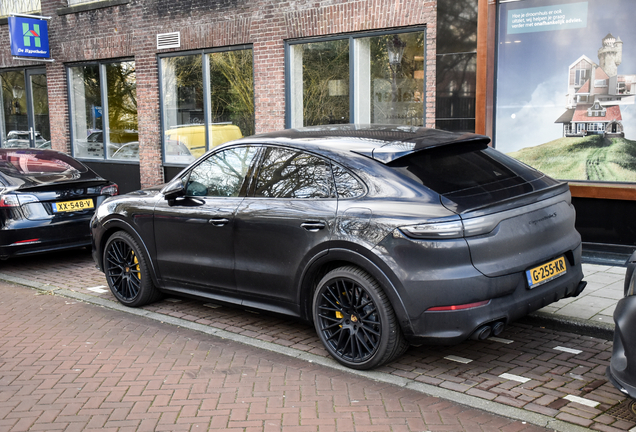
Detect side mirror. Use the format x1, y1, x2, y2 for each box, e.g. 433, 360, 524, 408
161, 178, 186, 202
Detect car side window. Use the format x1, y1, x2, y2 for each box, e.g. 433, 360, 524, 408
253, 147, 334, 199
332, 164, 365, 198
186, 146, 258, 197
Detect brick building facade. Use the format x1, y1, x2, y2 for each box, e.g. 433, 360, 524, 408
1, 0, 451, 191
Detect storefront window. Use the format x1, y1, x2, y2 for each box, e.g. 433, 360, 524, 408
30, 73, 50, 149
289, 40, 350, 126
106, 62, 138, 160
161, 47, 254, 164
365, 33, 424, 125
69, 61, 138, 160
436, 53, 476, 132
69, 65, 102, 158
162, 55, 204, 133
0, 71, 27, 148
288, 30, 425, 128
209, 50, 254, 137
436, 0, 477, 132
1, 69, 51, 149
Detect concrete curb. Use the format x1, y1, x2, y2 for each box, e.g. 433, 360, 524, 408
0, 271, 597, 432
524, 311, 614, 341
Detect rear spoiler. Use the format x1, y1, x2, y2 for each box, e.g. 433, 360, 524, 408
352, 133, 491, 163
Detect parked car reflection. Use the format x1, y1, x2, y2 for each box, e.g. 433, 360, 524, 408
4, 130, 47, 148
164, 123, 243, 159
74, 130, 140, 159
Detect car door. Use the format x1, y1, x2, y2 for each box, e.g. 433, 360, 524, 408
153, 145, 259, 296
233, 146, 337, 308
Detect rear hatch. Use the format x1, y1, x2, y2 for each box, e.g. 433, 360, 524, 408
388, 141, 581, 277
13, 181, 115, 221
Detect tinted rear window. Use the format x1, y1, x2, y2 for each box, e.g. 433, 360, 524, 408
387, 143, 542, 195
0, 150, 89, 185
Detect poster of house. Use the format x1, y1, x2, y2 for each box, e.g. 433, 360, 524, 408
495, 0, 636, 183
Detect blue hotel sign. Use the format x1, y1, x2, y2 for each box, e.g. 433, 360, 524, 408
8, 16, 51, 59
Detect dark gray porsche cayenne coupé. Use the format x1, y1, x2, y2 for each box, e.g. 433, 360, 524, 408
91, 125, 586, 369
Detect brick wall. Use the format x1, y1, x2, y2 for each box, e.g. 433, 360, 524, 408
0, 0, 437, 188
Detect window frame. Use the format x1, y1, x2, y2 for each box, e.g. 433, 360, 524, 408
158, 44, 255, 167
66, 58, 138, 163
284, 27, 427, 129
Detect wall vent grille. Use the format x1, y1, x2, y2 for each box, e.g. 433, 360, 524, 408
157, 32, 180, 50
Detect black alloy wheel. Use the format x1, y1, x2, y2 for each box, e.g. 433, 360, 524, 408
103, 231, 161, 307
313, 266, 408, 370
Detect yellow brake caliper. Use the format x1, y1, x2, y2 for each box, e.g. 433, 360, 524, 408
132, 252, 141, 280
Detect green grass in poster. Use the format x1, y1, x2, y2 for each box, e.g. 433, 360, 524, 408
507, 135, 636, 182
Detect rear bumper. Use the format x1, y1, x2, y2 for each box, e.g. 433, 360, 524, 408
393, 243, 585, 345
608, 295, 636, 398
0, 218, 92, 259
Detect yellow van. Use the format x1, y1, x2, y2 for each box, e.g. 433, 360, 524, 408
165, 123, 243, 158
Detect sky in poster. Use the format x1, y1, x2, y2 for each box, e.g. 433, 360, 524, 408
495, 0, 636, 153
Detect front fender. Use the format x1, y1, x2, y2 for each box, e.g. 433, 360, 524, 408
94, 217, 163, 290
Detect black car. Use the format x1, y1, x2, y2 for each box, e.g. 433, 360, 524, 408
91, 125, 586, 369
0, 148, 118, 259
608, 251, 636, 397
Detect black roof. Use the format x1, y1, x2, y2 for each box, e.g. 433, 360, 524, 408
248, 124, 491, 163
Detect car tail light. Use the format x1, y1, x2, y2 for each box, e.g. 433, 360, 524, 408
400, 219, 464, 239
0, 194, 38, 207
400, 215, 500, 240
427, 300, 490, 312
101, 184, 119, 196
0, 194, 20, 207
12, 238, 40, 245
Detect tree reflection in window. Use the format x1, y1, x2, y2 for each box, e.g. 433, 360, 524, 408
106, 62, 138, 159
254, 148, 334, 199
187, 146, 257, 197
332, 164, 365, 198
302, 40, 350, 126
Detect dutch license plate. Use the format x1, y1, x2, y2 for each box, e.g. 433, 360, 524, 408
526, 256, 567, 289
53, 199, 94, 213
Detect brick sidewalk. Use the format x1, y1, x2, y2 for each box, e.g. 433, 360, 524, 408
1, 249, 635, 431
0, 280, 546, 432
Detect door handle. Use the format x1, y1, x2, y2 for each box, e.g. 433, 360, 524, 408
208, 218, 230, 226
301, 222, 326, 232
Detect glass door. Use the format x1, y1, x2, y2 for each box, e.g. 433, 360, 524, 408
26, 69, 50, 148
0, 70, 28, 148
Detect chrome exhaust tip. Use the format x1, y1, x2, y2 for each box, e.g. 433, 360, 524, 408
471, 325, 492, 340
491, 321, 505, 336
